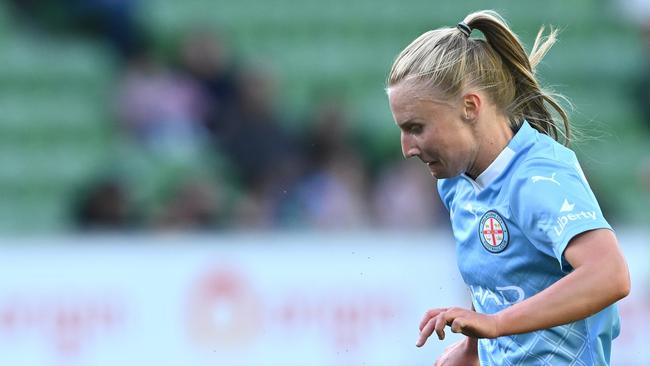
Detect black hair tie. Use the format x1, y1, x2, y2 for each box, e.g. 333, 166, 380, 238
457, 22, 472, 37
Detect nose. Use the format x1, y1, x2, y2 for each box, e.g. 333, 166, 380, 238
401, 132, 420, 159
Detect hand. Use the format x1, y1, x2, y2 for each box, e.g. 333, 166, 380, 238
416, 307, 500, 347
434, 337, 479, 366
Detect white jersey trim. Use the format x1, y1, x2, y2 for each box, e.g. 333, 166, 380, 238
463, 147, 516, 192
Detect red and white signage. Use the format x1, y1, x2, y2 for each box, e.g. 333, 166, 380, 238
0, 231, 646, 365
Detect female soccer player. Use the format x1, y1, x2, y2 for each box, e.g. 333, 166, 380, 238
386, 10, 630, 365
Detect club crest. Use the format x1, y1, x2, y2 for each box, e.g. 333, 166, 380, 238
479, 210, 509, 253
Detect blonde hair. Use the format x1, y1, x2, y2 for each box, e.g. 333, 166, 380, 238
387, 10, 570, 145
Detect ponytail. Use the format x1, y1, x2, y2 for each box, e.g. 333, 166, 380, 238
464, 11, 570, 145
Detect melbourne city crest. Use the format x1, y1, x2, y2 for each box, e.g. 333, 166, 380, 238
479, 210, 509, 253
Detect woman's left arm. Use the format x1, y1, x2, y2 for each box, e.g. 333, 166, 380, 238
417, 229, 630, 343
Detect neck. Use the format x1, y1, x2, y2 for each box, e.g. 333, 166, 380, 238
465, 114, 514, 180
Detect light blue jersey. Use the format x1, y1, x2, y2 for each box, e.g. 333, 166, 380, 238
438, 121, 619, 365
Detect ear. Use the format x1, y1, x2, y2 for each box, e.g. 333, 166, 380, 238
461, 92, 481, 122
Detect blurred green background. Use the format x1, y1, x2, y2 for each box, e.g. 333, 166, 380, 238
0, 0, 648, 233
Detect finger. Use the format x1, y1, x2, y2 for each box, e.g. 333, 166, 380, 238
416, 317, 436, 347
451, 318, 465, 333
419, 308, 445, 331
418, 311, 432, 332
434, 312, 447, 340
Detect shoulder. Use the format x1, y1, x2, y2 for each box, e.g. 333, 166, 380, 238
505, 142, 610, 268
508, 141, 584, 198
507, 141, 592, 213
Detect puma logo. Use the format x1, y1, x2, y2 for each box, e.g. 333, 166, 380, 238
531, 173, 560, 185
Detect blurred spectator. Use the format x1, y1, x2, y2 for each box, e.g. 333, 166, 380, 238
211, 67, 299, 190
152, 176, 224, 231
73, 178, 132, 230
230, 186, 277, 229
235, 152, 308, 229
278, 99, 371, 229
371, 159, 446, 230
178, 28, 240, 128
289, 149, 370, 229
304, 98, 354, 164
115, 45, 210, 162
8, 0, 143, 57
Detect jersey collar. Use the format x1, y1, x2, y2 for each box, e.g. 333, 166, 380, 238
462, 120, 535, 192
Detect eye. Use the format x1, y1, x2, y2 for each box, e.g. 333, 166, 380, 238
408, 124, 423, 135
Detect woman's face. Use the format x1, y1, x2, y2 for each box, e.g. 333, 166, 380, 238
388, 84, 480, 179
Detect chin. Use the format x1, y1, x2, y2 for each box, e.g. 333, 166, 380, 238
428, 166, 460, 180
431, 172, 450, 179
428, 169, 448, 179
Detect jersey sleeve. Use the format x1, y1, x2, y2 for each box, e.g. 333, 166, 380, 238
509, 157, 611, 272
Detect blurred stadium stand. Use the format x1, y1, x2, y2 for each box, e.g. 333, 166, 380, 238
139, 0, 650, 227
0, 2, 116, 231
0, 0, 648, 232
